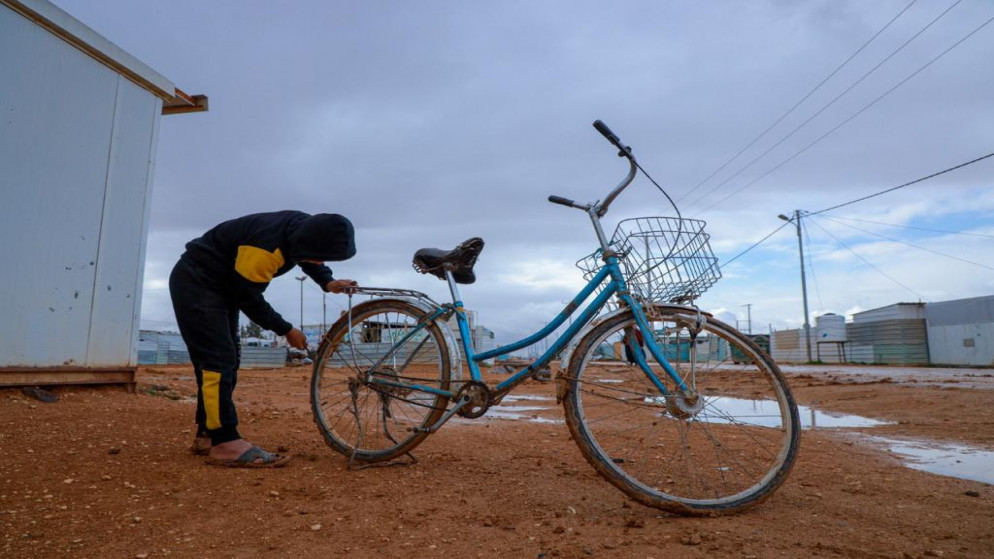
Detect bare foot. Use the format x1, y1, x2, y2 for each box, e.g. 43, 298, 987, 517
204, 439, 290, 468
208, 439, 253, 461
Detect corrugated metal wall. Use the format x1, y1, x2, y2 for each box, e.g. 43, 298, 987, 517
772, 325, 847, 364
774, 320, 928, 365
138, 331, 290, 369
137, 331, 190, 365
847, 319, 929, 365
851, 303, 925, 323
323, 341, 444, 367
240, 347, 285, 369
773, 299, 993, 366
771, 329, 804, 363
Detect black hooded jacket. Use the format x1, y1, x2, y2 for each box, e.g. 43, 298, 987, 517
180, 211, 355, 335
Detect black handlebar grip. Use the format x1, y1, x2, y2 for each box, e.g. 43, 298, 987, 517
548, 195, 575, 207
593, 120, 624, 149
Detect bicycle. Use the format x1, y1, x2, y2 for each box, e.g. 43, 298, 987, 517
310, 121, 800, 516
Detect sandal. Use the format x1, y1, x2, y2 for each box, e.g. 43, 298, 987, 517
205, 446, 291, 468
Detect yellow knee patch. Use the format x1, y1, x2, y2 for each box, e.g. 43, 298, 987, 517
202, 370, 222, 430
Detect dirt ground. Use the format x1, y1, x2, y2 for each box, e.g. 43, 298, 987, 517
2, 363, 992, 558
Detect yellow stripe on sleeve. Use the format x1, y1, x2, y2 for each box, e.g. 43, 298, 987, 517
202, 370, 222, 430
234, 246, 284, 283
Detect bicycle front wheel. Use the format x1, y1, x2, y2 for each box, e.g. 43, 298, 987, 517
562, 306, 800, 515
311, 299, 452, 463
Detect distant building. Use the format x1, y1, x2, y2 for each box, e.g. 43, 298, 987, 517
771, 295, 993, 367
301, 324, 329, 349
137, 330, 284, 369
924, 295, 994, 367
302, 309, 499, 365
137, 331, 189, 365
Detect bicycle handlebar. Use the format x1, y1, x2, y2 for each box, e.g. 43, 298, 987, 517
548, 120, 638, 217
548, 195, 579, 208
593, 120, 628, 155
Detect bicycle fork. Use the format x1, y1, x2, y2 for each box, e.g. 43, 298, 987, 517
622, 301, 711, 418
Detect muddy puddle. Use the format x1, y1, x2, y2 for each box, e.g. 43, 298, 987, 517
485, 394, 892, 429
482, 394, 991, 485
699, 396, 893, 429
861, 435, 994, 485
483, 395, 564, 424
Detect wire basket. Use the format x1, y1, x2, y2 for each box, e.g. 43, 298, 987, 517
576, 217, 722, 304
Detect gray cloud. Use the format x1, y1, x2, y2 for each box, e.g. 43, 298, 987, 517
55, 0, 994, 345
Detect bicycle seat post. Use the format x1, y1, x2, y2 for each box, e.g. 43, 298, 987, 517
444, 267, 463, 306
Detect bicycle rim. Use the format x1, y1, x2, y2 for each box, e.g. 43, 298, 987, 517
311, 300, 451, 462
563, 308, 800, 514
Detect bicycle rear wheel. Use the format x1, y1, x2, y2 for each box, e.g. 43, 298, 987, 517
562, 306, 800, 515
311, 299, 452, 463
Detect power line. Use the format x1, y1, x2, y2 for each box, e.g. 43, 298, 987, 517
808, 151, 994, 216
677, 0, 920, 205
695, 8, 994, 215
806, 216, 929, 301
820, 214, 994, 239
684, 0, 946, 212
817, 214, 994, 271
721, 220, 793, 266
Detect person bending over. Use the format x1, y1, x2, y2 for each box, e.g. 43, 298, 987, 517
169, 211, 356, 467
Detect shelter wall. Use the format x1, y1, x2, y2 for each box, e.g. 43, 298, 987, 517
847, 319, 928, 365
0, 3, 161, 368
851, 304, 925, 324
927, 323, 994, 367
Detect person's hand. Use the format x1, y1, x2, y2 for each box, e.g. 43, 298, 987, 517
326, 279, 358, 294
286, 328, 308, 349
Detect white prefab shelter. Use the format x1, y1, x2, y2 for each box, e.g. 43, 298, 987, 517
772, 298, 993, 367
0, 0, 206, 389
925, 295, 994, 367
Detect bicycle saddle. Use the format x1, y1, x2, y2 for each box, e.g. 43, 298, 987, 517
412, 237, 484, 284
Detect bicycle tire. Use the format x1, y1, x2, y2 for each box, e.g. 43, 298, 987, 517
562, 306, 800, 515
310, 299, 452, 463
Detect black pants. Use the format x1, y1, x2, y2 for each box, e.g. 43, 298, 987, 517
169, 257, 242, 446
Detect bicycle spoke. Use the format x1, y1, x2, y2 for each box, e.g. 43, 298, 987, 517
563, 307, 799, 512
700, 400, 783, 461
311, 300, 452, 463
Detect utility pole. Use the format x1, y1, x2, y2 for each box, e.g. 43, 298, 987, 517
742, 303, 752, 335
778, 210, 812, 362
296, 276, 306, 331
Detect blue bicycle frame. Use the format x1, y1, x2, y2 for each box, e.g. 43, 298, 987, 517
447, 256, 689, 396
368, 124, 693, 406
366, 254, 691, 405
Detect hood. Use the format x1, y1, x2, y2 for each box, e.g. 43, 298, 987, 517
286, 213, 356, 261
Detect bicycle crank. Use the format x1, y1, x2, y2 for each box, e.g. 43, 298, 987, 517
455, 381, 491, 419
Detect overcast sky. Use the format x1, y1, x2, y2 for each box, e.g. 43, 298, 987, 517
57, 0, 994, 348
